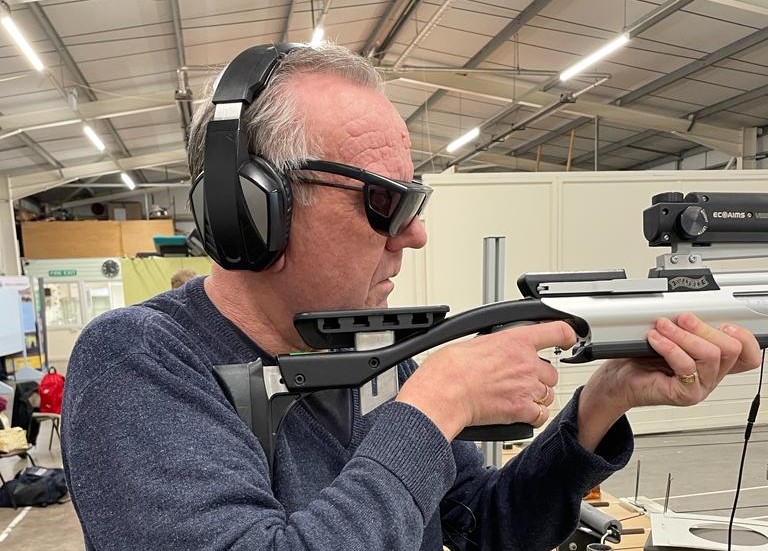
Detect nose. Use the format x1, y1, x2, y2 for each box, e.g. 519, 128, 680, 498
386, 217, 428, 252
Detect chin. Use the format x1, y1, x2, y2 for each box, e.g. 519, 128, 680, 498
364, 294, 390, 309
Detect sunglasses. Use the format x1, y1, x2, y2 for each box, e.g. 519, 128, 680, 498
293, 160, 432, 237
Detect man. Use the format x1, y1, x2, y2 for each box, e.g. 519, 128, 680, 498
62, 43, 761, 550
170, 268, 197, 289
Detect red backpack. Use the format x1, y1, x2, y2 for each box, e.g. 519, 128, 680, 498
38, 367, 65, 414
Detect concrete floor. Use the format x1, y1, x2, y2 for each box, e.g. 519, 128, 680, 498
0, 422, 84, 551
601, 425, 768, 521
2, 422, 767, 550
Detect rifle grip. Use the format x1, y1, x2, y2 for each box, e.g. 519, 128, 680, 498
457, 422, 533, 441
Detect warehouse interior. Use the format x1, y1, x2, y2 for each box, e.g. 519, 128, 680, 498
1, 0, 768, 549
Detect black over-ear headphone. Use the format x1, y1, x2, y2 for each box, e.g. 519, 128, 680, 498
189, 43, 302, 271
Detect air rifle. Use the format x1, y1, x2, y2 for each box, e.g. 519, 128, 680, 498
214, 191, 768, 469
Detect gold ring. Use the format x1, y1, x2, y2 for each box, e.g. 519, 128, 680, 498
534, 386, 550, 405
534, 403, 545, 424
678, 370, 698, 385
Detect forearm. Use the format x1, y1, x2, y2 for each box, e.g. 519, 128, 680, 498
577, 381, 630, 453
64, 340, 457, 550
442, 391, 633, 550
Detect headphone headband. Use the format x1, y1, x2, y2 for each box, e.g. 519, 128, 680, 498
212, 43, 300, 105
190, 43, 306, 271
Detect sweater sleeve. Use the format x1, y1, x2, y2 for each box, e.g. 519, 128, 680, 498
62, 312, 456, 551
439, 387, 634, 551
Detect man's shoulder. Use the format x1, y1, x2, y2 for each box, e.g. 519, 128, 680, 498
79, 304, 176, 346
80, 281, 207, 347
66, 303, 208, 409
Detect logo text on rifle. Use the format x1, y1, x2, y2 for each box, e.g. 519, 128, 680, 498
669, 276, 710, 290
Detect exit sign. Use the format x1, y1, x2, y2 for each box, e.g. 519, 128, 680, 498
48, 269, 77, 277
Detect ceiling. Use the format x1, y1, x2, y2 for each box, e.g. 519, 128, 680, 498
1, 0, 767, 214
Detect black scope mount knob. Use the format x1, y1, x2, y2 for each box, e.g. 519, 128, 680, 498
678, 205, 709, 238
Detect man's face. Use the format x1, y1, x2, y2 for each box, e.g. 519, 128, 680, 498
276, 73, 427, 313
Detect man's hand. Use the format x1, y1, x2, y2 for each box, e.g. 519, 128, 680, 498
396, 321, 576, 440
577, 313, 762, 452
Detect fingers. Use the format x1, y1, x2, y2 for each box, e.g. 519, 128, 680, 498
537, 359, 559, 388
677, 313, 744, 380
718, 323, 763, 373
504, 321, 577, 353
649, 317, 717, 384
533, 384, 556, 407
530, 402, 550, 428
648, 314, 758, 393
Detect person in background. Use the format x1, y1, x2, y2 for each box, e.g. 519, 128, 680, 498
61, 43, 761, 551
170, 268, 197, 289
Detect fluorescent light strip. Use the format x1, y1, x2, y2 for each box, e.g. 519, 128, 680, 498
120, 172, 136, 190
83, 125, 106, 151
1, 15, 45, 72
446, 127, 480, 153
309, 27, 324, 47
560, 33, 629, 82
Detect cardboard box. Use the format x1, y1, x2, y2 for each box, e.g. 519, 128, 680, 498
107, 202, 142, 220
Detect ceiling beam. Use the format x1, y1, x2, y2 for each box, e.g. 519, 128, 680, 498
170, 0, 186, 67
170, 0, 193, 144
281, 0, 297, 42
392, 71, 743, 154
693, 82, 768, 119
626, 145, 709, 170
410, 137, 569, 172
27, 3, 136, 162
624, 0, 695, 37
572, 130, 658, 165
573, 82, 768, 166
472, 151, 569, 172
9, 148, 187, 199
61, 184, 188, 209
361, 0, 421, 58
513, 117, 590, 156
404, 0, 555, 126
0, 94, 178, 134
16, 132, 64, 169
615, 26, 768, 106
702, 0, 768, 16
392, 0, 454, 70
505, 0, 696, 160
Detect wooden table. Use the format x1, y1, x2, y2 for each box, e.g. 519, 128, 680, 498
585, 493, 651, 551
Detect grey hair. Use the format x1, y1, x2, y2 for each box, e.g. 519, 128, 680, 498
187, 43, 383, 205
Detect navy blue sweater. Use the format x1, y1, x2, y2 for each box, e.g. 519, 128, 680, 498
62, 277, 633, 550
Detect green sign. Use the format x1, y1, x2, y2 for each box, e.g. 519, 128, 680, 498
48, 269, 77, 277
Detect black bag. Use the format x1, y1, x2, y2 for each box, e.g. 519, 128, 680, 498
0, 467, 69, 507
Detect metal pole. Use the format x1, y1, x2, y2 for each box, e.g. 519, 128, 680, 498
480, 236, 506, 467
594, 115, 600, 171
0, 175, 21, 276
38, 277, 49, 370
483, 237, 506, 304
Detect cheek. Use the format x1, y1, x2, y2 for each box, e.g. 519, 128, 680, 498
289, 202, 386, 289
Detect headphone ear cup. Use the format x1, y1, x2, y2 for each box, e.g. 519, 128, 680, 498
244, 156, 292, 261
189, 156, 292, 271
189, 172, 220, 264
